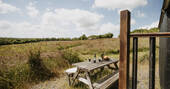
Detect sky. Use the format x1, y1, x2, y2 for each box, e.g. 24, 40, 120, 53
0, 0, 163, 38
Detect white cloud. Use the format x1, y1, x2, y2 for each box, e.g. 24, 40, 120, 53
41, 8, 104, 32
131, 19, 136, 25
0, 20, 12, 29
136, 10, 146, 18
139, 20, 159, 29
26, 2, 39, 17
93, 0, 147, 11
0, 9, 106, 38
99, 23, 119, 37
0, 0, 20, 14
0, 8, 122, 38
0, 21, 43, 38
117, 8, 132, 15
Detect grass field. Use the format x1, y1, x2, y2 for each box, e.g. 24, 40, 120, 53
0, 38, 160, 89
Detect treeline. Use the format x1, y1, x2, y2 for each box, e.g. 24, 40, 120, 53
72, 33, 113, 40
131, 27, 159, 33
0, 38, 42, 45
0, 33, 113, 45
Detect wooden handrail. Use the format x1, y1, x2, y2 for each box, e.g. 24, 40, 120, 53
119, 10, 163, 89
130, 32, 170, 37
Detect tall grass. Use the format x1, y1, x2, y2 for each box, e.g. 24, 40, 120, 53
61, 50, 82, 64
28, 49, 56, 81
0, 48, 67, 89
0, 38, 160, 89
0, 63, 30, 89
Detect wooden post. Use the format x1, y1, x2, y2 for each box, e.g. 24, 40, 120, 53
119, 10, 131, 89
149, 37, 156, 89
132, 37, 138, 89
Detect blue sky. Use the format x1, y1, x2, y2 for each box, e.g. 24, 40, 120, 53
0, 0, 163, 38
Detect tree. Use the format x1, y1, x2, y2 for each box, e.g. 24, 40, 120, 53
79, 34, 88, 40
104, 33, 113, 38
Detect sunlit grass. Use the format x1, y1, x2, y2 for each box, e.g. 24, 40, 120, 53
0, 38, 160, 89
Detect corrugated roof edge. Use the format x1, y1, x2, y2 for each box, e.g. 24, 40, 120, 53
158, 0, 170, 28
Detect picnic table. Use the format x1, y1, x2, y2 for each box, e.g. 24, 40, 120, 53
66, 59, 119, 89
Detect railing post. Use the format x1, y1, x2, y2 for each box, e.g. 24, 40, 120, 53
149, 37, 156, 89
132, 37, 138, 89
119, 10, 130, 89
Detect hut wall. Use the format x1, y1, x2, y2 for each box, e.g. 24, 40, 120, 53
159, 6, 170, 89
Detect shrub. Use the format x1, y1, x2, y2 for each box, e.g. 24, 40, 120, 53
43, 53, 69, 73
0, 71, 14, 89
0, 64, 30, 89
79, 34, 88, 40
101, 33, 113, 38
88, 35, 99, 40
105, 49, 119, 54
139, 53, 149, 63
28, 50, 55, 81
88, 33, 113, 40
0, 49, 68, 89
61, 50, 82, 64
131, 27, 159, 34
57, 44, 65, 50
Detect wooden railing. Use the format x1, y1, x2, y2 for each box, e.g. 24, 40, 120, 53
130, 32, 170, 37
119, 10, 170, 89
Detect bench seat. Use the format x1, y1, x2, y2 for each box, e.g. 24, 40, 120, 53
79, 77, 90, 86
65, 67, 77, 75
93, 71, 119, 89
65, 67, 78, 85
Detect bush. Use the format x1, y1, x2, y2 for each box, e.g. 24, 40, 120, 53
105, 49, 119, 54
28, 50, 55, 81
61, 50, 82, 64
0, 49, 68, 89
79, 34, 88, 40
139, 53, 149, 63
43, 53, 69, 73
131, 27, 159, 33
103, 33, 113, 38
0, 71, 14, 89
0, 64, 30, 89
88, 33, 113, 40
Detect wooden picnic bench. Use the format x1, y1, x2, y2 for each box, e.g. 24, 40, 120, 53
66, 59, 119, 89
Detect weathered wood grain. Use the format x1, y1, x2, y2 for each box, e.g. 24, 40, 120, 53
93, 71, 119, 89
73, 59, 118, 72
130, 32, 170, 37
119, 10, 130, 89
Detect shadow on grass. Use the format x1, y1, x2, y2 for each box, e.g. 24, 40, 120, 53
28, 50, 57, 82
0, 49, 59, 89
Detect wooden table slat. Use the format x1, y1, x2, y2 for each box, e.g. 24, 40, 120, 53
73, 59, 118, 71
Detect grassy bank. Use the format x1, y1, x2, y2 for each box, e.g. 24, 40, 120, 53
0, 45, 82, 89
0, 38, 160, 89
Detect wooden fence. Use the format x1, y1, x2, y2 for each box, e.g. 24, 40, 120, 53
119, 10, 170, 89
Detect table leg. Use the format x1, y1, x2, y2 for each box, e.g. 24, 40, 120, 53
66, 74, 71, 86
72, 69, 80, 86
101, 67, 104, 71
114, 62, 119, 70
85, 72, 94, 89
107, 63, 119, 70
